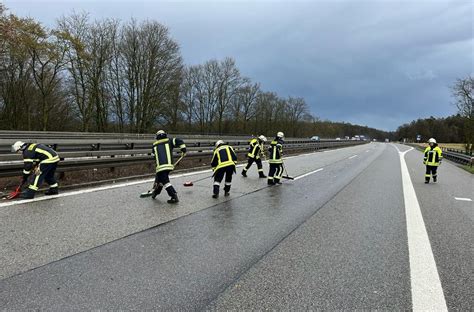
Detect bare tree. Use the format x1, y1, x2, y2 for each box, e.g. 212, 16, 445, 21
215, 57, 242, 134
452, 76, 474, 152
120, 19, 182, 133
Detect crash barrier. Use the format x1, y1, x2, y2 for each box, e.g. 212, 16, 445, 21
441, 149, 473, 167
406, 144, 473, 167
0, 131, 368, 178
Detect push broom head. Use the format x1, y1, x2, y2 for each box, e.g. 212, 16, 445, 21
5, 186, 21, 200
183, 181, 193, 187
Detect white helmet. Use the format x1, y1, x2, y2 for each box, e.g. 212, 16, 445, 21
215, 140, 225, 147
156, 130, 167, 139
258, 135, 267, 142
428, 138, 436, 144
277, 131, 284, 138
11, 141, 26, 153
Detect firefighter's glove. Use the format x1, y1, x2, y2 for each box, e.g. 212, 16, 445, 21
181, 148, 187, 154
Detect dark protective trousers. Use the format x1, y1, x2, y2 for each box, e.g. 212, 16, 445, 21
28, 162, 58, 191
268, 163, 283, 185
243, 157, 263, 173
213, 165, 235, 194
154, 170, 177, 197
425, 165, 438, 182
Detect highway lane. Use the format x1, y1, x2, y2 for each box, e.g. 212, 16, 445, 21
404, 145, 473, 310
0, 142, 382, 309
0, 143, 375, 280
0, 142, 471, 310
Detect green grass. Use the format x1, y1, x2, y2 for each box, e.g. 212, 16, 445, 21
460, 165, 474, 174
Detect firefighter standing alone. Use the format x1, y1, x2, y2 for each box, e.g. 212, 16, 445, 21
423, 138, 443, 184
241, 135, 267, 178
211, 140, 237, 198
151, 130, 186, 203
267, 132, 284, 185
11, 141, 60, 199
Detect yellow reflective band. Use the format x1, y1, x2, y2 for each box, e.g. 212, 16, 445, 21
154, 138, 169, 145
50, 183, 58, 188
23, 170, 30, 175
165, 144, 172, 165
24, 159, 35, 163
179, 144, 186, 148
28, 144, 37, 151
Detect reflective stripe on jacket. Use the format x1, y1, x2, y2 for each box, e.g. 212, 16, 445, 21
268, 140, 283, 164
248, 138, 262, 159
211, 144, 237, 171
152, 137, 186, 172
22, 143, 59, 175
423, 146, 443, 166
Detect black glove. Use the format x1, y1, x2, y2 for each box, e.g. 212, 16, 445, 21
181, 148, 187, 154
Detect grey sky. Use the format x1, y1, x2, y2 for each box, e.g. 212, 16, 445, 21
4, 0, 473, 131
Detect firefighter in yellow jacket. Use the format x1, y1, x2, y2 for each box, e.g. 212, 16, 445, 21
151, 130, 186, 203
211, 140, 237, 198
423, 138, 443, 184
11, 141, 60, 199
267, 132, 284, 185
242, 135, 267, 178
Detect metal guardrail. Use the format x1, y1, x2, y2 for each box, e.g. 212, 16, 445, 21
407, 143, 473, 167
0, 132, 368, 178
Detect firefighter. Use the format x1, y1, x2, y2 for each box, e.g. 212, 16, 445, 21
11, 141, 60, 199
151, 130, 186, 203
423, 138, 443, 184
211, 140, 237, 198
242, 135, 267, 178
267, 132, 284, 185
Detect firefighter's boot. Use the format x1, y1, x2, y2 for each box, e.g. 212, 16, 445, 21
212, 184, 219, 198
45, 187, 59, 196
151, 183, 163, 199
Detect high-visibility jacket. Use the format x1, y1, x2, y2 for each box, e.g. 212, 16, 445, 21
247, 138, 264, 159
22, 143, 60, 175
211, 144, 237, 171
268, 139, 283, 164
152, 137, 186, 172
423, 145, 443, 166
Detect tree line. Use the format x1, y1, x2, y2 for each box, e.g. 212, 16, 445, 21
395, 76, 473, 152
0, 7, 394, 139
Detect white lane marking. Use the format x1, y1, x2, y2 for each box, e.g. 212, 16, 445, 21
348, 155, 358, 159
454, 197, 472, 202
294, 168, 324, 180
0, 167, 215, 208
0, 149, 334, 208
398, 147, 448, 311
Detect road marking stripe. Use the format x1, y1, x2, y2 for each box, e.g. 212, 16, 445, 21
398, 147, 447, 311
294, 168, 324, 180
454, 197, 472, 202
0, 149, 336, 208
348, 155, 358, 159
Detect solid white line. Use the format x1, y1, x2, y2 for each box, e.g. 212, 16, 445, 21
398, 148, 447, 311
454, 197, 472, 202
294, 168, 324, 180
0, 149, 332, 208
348, 155, 358, 159
0, 167, 214, 208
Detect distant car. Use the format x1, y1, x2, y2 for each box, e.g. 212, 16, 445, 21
335, 137, 341, 141
310, 136, 320, 141
385, 138, 390, 143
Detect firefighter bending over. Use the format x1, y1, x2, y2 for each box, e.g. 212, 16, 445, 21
211, 140, 237, 198
151, 130, 186, 203
11, 141, 60, 199
242, 135, 267, 178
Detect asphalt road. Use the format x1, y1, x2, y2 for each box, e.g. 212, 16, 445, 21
0, 142, 472, 310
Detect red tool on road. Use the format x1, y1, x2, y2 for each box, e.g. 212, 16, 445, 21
5, 184, 22, 200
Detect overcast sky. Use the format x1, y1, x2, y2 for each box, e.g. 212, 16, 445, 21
4, 0, 473, 131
